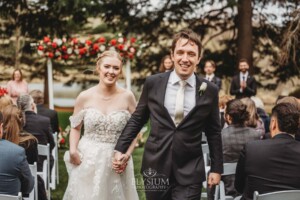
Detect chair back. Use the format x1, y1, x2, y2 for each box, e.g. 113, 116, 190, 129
0, 192, 22, 200
37, 144, 50, 199
24, 162, 37, 200
214, 163, 237, 200
253, 190, 300, 200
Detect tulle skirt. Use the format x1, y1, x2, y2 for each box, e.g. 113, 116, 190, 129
63, 136, 139, 200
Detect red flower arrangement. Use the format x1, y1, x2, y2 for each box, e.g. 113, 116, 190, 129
35, 34, 143, 61
0, 87, 8, 97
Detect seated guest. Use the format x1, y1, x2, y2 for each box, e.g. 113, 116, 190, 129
16, 94, 55, 171
219, 95, 233, 129
264, 96, 300, 140
0, 93, 13, 111
0, 111, 34, 196
251, 96, 270, 134
221, 99, 261, 198
2, 105, 48, 199
235, 103, 300, 200
241, 98, 265, 136
30, 89, 60, 134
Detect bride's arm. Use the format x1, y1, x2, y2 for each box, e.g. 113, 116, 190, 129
113, 92, 138, 173
123, 92, 138, 160
69, 93, 85, 165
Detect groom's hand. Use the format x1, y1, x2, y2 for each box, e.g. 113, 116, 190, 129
207, 172, 221, 188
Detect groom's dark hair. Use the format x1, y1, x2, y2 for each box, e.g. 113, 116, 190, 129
171, 29, 202, 58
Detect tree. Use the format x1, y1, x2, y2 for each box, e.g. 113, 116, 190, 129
100, 0, 300, 87
237, 0, 253, 73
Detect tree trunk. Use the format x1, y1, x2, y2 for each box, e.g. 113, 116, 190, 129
14, 4, 21, 68
237, 0, 253, 74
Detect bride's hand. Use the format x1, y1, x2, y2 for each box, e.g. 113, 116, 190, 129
112, 153, 130, 173
70, 151, 82, 165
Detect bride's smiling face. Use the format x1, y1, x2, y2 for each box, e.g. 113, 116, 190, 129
97, 56, 122, 86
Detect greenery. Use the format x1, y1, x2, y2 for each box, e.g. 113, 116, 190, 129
1, 0, 299, 90
57, 111, 72, 131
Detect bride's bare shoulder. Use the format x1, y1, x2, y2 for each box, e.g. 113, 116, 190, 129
118, 87, 135, 98
76, 86, 97, 103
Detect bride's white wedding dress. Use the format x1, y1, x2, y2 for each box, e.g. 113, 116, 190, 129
63, 108, 139, 200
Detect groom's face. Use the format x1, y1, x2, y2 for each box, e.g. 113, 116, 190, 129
171, 38, 201, 80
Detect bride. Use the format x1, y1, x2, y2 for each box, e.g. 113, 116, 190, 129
63, 50, 139, 200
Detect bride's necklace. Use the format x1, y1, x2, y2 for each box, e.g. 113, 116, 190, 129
98, 84, 118, 101
101, 95, 114, 101
99, 90, 118, 101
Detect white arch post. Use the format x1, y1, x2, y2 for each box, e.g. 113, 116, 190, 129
126, 59, 131, 91
47, 58, 54, 109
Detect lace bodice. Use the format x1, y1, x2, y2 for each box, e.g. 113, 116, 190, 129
69, 108, 131, 143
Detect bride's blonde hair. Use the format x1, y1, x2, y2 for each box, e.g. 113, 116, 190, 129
96, 50, 123, 72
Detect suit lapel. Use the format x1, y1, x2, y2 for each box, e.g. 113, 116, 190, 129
156, 71, 175, 125
156, 71, 171, 107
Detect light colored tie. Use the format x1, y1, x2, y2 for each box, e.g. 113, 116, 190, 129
174, 80, 187, 126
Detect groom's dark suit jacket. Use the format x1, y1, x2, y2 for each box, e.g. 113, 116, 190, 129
115, 71, 223, 185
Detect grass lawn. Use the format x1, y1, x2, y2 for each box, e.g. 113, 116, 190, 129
51, 147, 146, 200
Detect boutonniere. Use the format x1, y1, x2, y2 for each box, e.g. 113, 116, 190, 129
198, 82, 207, 96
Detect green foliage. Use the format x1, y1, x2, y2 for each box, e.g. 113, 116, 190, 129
1, 0, 300, 88
57, 111, 72, 130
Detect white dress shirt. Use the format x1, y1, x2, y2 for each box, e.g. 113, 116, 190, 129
164, 71, 196, 122
239, 71, 249, 92
205, 73, 215, 82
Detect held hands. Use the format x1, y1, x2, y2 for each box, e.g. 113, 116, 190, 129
207, 172, 221, 188
112, 151, 130, 174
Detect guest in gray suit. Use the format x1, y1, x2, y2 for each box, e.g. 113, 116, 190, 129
0, 111, 34, 196
208, 99, 261, 199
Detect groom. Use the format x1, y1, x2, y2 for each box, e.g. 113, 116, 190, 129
114, 29, 223, 200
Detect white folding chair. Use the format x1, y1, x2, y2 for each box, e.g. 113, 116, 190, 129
202, 132, 207, 143
253, 190, 300, 200
50, 132, 58, 190
214, 163, 237, 200
0, 192, 22, 200
37, 144, 50, 199
24, 162, 38, 200
201, 143, 210, 198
